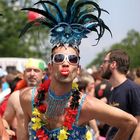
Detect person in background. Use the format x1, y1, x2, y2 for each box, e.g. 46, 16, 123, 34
100, 49, 140, 140
0, 68, 9, 92
3, 58, 46, 140
77, 71, 100, 140
0, 117, 15, 140
134, 67, 140, 85
77, 70, 95, 97
0, 12, 15, 140
19, 0, 137, 140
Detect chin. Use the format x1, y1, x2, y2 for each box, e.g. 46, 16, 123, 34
59, 77, 72, 83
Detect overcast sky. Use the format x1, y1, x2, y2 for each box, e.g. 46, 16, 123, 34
80, 0, 140, 68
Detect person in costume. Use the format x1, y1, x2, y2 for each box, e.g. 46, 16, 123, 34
3, 58, 46, 140
19, 1, 137, 140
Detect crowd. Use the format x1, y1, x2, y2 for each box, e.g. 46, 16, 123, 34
1, 0, 140, 140
0, 53, 140, 140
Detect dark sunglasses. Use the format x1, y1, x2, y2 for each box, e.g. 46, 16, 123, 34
51, 53, 80, 65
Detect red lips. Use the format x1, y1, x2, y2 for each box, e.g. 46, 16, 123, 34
60, 68, 69, 76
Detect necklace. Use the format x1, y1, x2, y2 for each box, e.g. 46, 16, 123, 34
31, 81, 92, 140
45, 89, 72, 117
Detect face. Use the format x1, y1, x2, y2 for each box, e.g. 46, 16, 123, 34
100, 53, 112, 80
24, 67, 44, 87
48, 46, 80, 83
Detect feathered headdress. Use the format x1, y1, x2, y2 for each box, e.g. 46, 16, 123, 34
20, 0, 112, 49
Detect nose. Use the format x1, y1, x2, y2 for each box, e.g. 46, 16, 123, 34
62, 56, 69, 65
30, 69, 35, 75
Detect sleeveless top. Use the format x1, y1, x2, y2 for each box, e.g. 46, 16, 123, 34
28, 88, 88, 140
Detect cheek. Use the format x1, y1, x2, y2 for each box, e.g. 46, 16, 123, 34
71, 67, 79, 77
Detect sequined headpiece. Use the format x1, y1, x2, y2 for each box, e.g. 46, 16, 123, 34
20, 0, 111, 50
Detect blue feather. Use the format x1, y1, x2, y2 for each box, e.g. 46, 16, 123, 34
20, 0, 112, 48
35, 1, 65, 22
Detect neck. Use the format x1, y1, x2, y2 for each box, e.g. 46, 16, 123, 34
50, 81, 72, 96
109, 72, 127, 88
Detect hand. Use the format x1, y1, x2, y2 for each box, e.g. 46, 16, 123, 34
0, 129, 15, 140
1, 132, 9, 140
94, 131, 100, 140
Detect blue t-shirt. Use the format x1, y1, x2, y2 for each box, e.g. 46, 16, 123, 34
106, 79, 140, 140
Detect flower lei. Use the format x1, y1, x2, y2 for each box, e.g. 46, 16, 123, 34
31, 80, 92, 140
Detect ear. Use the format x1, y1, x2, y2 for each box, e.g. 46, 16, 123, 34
110, 61, 117, 70
42, 71, 46, 79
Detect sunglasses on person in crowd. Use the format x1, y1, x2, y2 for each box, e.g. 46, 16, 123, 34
51, 53, 80, 65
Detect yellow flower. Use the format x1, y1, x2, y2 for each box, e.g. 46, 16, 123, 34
72, 82, 79, 90
86, 130, 92, 140
32, 122, 42, 130
32, 108, 41, 117
57, 129, 69, 140
31, 117, 41, 123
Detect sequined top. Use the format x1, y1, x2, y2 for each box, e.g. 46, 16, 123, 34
29, 88, 88, 140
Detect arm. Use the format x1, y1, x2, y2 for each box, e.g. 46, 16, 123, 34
131, 116, 140, 140
89, 119, 100, 140
83, 96, 137, 140
0, 116, 9, 140
19, 88, 32, 140
3, 92, 17, 127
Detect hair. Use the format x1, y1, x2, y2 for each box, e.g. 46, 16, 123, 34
9, 77, 22, 93
108, 49, 130, 74
51, 45, 80, 56
77, 71, 94, 92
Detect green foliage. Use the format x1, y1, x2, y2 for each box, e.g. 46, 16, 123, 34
0, 1, 38, 57
0, 1, 52, 61
87, 30, 140, 69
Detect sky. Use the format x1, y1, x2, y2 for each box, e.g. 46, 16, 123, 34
80, 0, 140, 68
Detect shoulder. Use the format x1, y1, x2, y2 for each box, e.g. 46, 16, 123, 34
8, 90, 20, 103
126, 79, 140, 91
20, 87, 35, 103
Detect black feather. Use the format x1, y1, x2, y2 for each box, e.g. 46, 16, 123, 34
19, 18, 53, 38
78, 13, 100, 25
65, 0, 76, 22
72, 0, 101, 23
22, 7, 57, 25
35, 1, 65, 22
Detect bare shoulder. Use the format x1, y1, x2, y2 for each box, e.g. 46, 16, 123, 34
9, 90, 20, 100
19, 87, 35, 117
20, 87, 33, 100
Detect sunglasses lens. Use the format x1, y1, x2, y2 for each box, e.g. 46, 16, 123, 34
68, 55, 79, 64
54, 54, 64, 63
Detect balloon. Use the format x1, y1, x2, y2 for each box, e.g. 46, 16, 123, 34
27, 11, 42, 22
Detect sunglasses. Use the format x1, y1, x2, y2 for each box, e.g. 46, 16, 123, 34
51, 53, 80, 65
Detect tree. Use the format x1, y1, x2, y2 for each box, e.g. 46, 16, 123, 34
0, 0, 50, 62
88, 30, 140, 69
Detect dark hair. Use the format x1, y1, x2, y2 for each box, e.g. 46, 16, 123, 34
109, 49, 130, 74
9, 77, 22, 93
